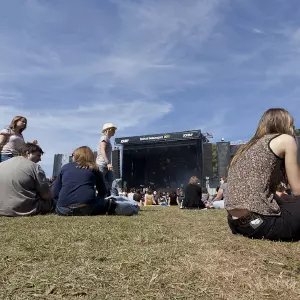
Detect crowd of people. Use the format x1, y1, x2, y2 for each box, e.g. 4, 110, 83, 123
0, 108, 300, 241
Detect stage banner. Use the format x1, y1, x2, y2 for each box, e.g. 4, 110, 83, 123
115, 130, 201, 145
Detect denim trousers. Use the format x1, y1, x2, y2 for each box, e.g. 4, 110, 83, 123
55, 195, 107, 216
0, 153, 14, 163
99, 166, 114, 195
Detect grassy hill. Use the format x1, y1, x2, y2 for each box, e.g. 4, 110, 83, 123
0, 207, 299, 299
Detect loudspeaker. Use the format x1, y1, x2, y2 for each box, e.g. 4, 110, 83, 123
52, 154, 63, 177
112, 149, 121, 178
203, 143, 213, 180
216, 142, 231, 178
230, 144, 243, 158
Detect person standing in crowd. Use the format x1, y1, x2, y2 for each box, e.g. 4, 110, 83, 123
0, 143, 53, 216
182, 176, 205, 209
52, 146, 107, 216
0, 116, 27, 162
212, 177, 227, 209
226, 108, 300, 241
96, 123, 117, 195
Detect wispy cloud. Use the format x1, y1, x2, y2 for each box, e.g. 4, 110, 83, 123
252, 28, 264, 34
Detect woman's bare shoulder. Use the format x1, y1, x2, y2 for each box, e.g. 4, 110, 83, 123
275, 134, 296, 144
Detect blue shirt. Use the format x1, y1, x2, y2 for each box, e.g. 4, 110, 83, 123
52, 162, 107, 207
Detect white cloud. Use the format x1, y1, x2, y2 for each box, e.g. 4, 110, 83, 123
0, 100, 172, 176
252, 28, 264, 34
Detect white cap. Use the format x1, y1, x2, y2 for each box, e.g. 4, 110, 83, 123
102, 123, 117, 133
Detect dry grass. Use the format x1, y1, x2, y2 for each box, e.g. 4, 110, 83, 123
0, 207, 299, 300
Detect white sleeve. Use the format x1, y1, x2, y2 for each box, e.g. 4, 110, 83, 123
100, 136, 110, 143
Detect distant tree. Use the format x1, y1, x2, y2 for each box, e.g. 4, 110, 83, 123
295, 128, 300, 136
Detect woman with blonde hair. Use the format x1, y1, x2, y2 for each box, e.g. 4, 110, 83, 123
96, 123, 117, 195
182, 176, 205, 209
0, 116, 28, 162
52, 146, 108, 216
226, 108, 300, 241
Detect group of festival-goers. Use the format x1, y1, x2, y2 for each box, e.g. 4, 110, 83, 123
0, 108, 300, 241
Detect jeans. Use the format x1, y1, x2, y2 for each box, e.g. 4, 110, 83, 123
106, 196, 139, 216
0, 153, 14, 163
55, 195, 107, 216
99, 166, 114, 196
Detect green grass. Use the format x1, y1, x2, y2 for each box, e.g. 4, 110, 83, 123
0, 207, 299, 299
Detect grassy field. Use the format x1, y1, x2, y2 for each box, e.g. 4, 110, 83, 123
0, 207, 299, 300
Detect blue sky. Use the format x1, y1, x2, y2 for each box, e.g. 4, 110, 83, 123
0, 0, 300, 176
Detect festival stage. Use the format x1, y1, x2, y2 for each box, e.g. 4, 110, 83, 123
115, 130, 205, 189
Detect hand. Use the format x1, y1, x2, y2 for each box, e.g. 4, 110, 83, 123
107, 164, 114, 171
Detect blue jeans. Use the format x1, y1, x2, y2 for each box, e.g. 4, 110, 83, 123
100, 166, 114, 196
0, 153, 14, 163
106, 196, 139, 216
55, 196, 107, 216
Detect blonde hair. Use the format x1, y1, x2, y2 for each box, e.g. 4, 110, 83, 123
9, 116, 27, 133
189, 176, 200, 185
72, 146, 98, 170
230, 108, 294, 167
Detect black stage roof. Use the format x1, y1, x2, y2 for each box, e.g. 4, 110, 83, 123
115, 130, 202, 145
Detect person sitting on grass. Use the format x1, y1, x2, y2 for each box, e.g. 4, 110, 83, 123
168, 191, 179, 206
0, 143, 53, 216
0, 116, 38, 162
211, 177, 227, 209
182, 176, 205, 209
144, 189, 156, 206
134, 189, 143, 207
226, 108, 300, 241
127, 188, 136, 201
52, 146, 108, 216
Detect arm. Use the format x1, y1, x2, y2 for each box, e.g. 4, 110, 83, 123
214, 188, 224, 201
95, 170, 108, 196
51, 173, 62, 200
282, 135, 300, 195
0, 135, 7, 147
270, 134, 300, 196
35, 165, 52, 201
0, 130, 9, 149
152, 195, 156, 205
100, 141, 113, 171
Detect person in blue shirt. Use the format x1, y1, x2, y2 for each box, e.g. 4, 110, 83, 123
52, 146, 108, 216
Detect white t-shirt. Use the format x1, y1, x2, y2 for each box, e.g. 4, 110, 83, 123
96, 135, 112, 167
128, 192, 135, 201
0, 128, 25, 155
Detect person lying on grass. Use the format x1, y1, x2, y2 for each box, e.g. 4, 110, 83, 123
226, 108, 300, 241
